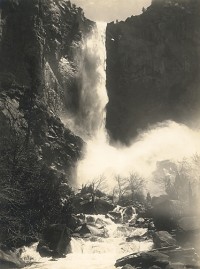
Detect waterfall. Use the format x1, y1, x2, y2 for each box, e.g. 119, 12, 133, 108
78, 22, 108, 140
64, 22, 108, 141
75, 23, 200, 193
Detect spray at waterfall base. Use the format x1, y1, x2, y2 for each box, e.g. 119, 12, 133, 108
60, 23, 200, 210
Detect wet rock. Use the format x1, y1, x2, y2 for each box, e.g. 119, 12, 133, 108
36, 244, 53, 258
136, 217, 145, 224
94, 198, 115, 214
122, 264, 136, 269
152, 197, 185, 230
37, 224, 71, 258
160, 248, 199, 266
126, 235, 148, 242
75, 223, 91, 236
115, 247, 200, 269
95, 218, 108, 226
108, 205, 137, 224
115, 250, 170, 268
86, 216, 96, 224
67, 214, 83, 231
75, 223, 108, 238
0, 248, 25, 268
153, 231, 177, 249
106, 211, 122, 223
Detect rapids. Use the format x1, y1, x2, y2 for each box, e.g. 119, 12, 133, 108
21, 215, 153, 269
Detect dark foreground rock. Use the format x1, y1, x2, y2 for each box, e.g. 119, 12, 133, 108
0, 248, 25, 269
153, 231, 177, 249
152, 197, 185, 230
115, 248, 200, 269
176, 216, 200, 255
37, 224, 71, 258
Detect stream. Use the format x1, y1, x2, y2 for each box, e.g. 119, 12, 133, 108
21, 214, 153, 269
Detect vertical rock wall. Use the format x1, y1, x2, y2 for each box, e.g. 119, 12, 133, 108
106, 0, 200, 144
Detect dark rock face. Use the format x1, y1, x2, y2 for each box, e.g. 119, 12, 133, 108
106, 0, 200, 144
0, 0, 94, 176
37, 224, 71, 258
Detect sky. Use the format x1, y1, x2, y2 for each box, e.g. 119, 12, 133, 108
70, 0, 152, 22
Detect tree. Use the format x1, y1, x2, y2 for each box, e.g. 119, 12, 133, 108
127, 172, 145, 201
154, 157, 200, 204
115, 175, 128, 203
80, 175, 107, 201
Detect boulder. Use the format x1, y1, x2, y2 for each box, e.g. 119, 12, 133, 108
86, 216, 96, 224
108, 205, 137, 224
94, 199, 114, 214
115, 248, 199, 269
152, 197, 185, 230
160, 248, 199, 266
36, 243, 53, 258
122, 265, 136, 269
136, 217, 145, 224
126, 235, 148, 242
75, 223, 108, 238
115, 250, 170, 268
75, 223, 91, 236
67, 214, 82, 231
153, 231, 177, 249
37, 224, 71, 258
0, 249, 25, 269
106, 211, 122, 223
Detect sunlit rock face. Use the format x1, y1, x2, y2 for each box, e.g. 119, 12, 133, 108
106, 0, 200, 145
0, 0, 94, 176
0, 0, 94, 113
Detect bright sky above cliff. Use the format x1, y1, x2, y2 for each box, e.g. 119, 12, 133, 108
71, 0, 152, 22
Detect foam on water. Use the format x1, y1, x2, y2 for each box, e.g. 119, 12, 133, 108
22, 214, 153, 269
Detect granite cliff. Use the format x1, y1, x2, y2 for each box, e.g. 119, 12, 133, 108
0, 0, 94, 176
106, 0, 200, 144
0, 0, 94, 247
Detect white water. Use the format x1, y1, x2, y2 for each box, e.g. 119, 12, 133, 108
74, 22, 200, 195
22, 215, 153, 269
22, 19, 200, 269
62, 22, 108, 141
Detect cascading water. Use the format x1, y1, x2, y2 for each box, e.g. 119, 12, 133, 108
21, 25, 154, 269
64, 22, 108, 141
21, 20, 200, 269
22, 214, 153, 269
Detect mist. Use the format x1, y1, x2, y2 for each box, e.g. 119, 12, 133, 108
76, 120, 200, 195
61, 23, 200, 197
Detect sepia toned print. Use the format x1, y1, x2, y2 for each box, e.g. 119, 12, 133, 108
0, 0, 199, 268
